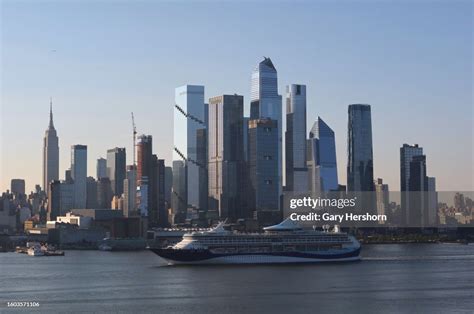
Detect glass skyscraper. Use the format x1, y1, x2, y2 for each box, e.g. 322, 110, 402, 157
409, 155, 428, 226
250, 57, 282, 200
208, 94, 244, 220
307, 117, 339, 193
248, 118, 279, 212
347, 104, 374, 192
106, 147, 126, 197
172, 160, 187, 223
96, 157, 107, 180
71, 144, 87, 208
174, 85, 207, 213
285, 84, 308, 192
400, 143, 423, 225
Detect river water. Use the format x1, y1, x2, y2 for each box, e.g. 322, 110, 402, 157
1, 244, 473, 313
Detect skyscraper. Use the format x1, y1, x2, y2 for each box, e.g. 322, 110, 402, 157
154, 158, 167, 227
71, 145, 87, 208
48, 180, 74, 220
172, 160, 186, 223
208, 94, 245, 220
174, 85, 207, 212
164, 166, 173, 209
43, 100, 59, 193
427, 177, 438, 226
149, 155, 164, 226
137, 176, 149, 217
136, 135, 161, 224
137, 135, 153, 183
106, 147, 126, 196
307, 117, 339, 193
243, 117, 249, 162
123, 165, 137, 217
86, 177, 98, 208
10, 179, 25, 196
285, 84, 308, 192
409, 155, 428, 226
400, 144, 424, 225
196, 128, 208, 213
374, 178, 389, 224
347, 104, 374, 192
48, 180, 61, 221
96, 158, 107, 179
248, 118, 279, 214
250, 57, 282, 201
97, 177, 112, 209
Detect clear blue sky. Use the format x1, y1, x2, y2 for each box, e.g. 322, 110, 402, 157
1, 0, 472, 193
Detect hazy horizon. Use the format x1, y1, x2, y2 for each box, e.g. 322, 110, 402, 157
1, 0, 473, 193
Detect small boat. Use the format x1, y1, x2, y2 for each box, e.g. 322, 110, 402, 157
98, 244, 113, 251
15, 246, 28, 254
27, 245, 44, 256
44, 250, 65, 256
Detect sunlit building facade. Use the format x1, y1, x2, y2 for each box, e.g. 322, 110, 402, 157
174, 85, 207, 213
208, 94, 245, 220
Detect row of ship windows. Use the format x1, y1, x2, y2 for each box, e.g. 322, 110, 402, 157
190, 238, 348, 244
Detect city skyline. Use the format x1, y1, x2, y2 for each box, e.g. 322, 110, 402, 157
1, 1, 472, 193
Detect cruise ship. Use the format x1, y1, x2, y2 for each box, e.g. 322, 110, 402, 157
150, 219, 361, 265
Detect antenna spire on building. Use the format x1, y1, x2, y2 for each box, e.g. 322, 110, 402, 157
49, 97, 54, 129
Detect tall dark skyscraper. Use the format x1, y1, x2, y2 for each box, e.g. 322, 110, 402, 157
10, 179, 26, 196
164, 166, 173, 210
427, 177, 438, 226
71, 144, 87, 208
208, 94, 245, 220
86, 177, 98, 208
347, 104, 374, 192
97, 177, 112, 208
106, 147, 126, 196
137, 135, 153, 186
48, 180, 61, 221
153, 158, 167, 227
409, 155, 428, 226
137, 135, 161, 225
196, 128, 208, 213
172, 160, 187, 223
400, 143, 423, 225
248, 118, 279, 214
43, 100, 59, 193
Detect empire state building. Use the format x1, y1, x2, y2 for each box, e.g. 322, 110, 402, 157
43, 99, 59, 192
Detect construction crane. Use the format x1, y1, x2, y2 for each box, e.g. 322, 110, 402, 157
131, 112, 137, 167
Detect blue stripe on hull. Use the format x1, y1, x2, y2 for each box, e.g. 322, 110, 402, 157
150, 247, 361, 263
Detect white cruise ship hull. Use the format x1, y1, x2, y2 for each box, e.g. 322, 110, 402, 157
150, 247, 361, 265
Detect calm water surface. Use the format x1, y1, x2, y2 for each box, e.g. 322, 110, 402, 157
1, 244, 473, 313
